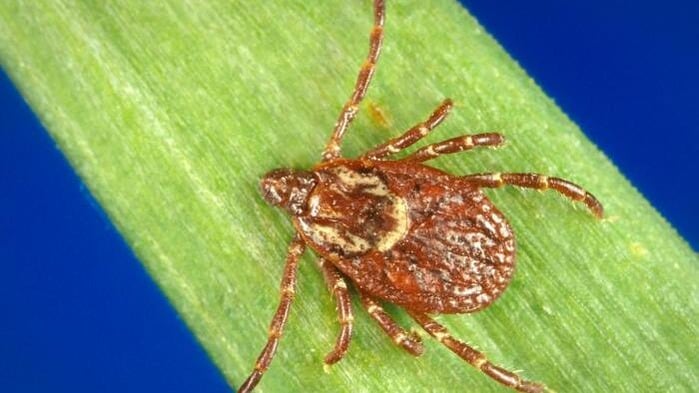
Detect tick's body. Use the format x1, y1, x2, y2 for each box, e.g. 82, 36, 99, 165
238, 1, 602, 392
296, 159, 514, 314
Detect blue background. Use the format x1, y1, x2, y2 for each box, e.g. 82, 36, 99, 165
1, 2, 696, 392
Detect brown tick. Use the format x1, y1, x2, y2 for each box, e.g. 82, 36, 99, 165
239, 1, 603, 392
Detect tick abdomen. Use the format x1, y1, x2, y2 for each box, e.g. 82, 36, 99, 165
294, 159, 516, 314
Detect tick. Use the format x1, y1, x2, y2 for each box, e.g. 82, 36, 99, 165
238, 1, 603, 392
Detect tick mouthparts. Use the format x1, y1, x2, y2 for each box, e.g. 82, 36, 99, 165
260, 168, 317, 215
260, 176, 283, 205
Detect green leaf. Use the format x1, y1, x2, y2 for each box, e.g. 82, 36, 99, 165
2, 0, 697, 392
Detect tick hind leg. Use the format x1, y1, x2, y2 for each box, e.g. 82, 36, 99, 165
408, 312, 545, 393
464, 172, 604, 218
317, 258, 354, 365
359, 292, 424, 356
322, 0, 385, 161
238, 236, 306, 393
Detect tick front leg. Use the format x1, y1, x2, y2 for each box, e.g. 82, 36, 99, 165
322, 0, 385, 161
402, 132, 504, 162
359, 292, 424, 356
238, 235, 306, 393
464, 172, 604, 218
317, 258, 354, 365
408, 312, 545, 393
363, 99, 453, 160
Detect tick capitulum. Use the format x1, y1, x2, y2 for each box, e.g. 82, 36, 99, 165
260, 169, 317, 216
238, 1, 603, 392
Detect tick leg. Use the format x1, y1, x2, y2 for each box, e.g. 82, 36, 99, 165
401, 132, 504, 162
317, 258, 354, 365
238, 235, 306, 393
359, 291, 424, 356
464, 172, 604, 218
363, 99, 453, 160
322, 0, 385, 161
408, 312, 545, 393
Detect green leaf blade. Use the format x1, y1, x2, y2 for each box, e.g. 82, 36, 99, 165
2, 1, 697, 392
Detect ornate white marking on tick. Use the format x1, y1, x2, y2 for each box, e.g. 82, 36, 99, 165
476, 214, 497, 236
493, 253, 505, 264
300, 220, 371, 254
309, 195, 321, 216
499, 224, 510, 238
476, 293, 491, 304
330, 165, 389, 196
376, 196, 410, 252
454, 285, 483, 296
